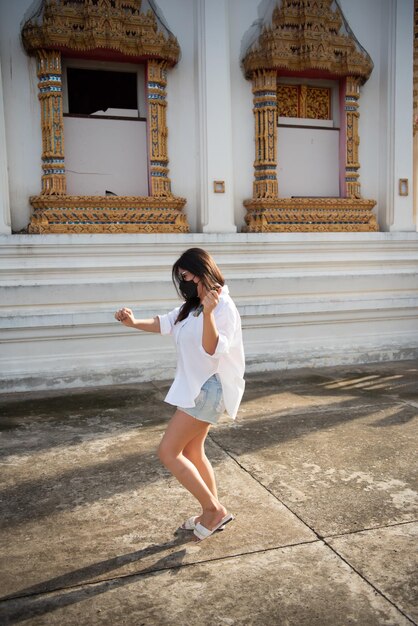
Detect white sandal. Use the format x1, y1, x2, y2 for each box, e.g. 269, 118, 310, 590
181, 515, 228, 532
193, 513, 234, 541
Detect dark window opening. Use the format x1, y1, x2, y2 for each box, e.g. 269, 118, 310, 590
67, 68, 138, 116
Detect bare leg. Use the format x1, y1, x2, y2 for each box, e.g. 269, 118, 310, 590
158, 410, 227, 530
183, 428, 218, 500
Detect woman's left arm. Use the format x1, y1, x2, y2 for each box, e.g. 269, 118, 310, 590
201, 287, 221, 355
201, 288, 236, 356
202, 310, 219, 355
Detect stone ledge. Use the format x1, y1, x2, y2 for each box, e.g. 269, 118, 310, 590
2, 231, 418, 245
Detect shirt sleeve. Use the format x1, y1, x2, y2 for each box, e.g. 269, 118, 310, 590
158, 306, 181, 335
199, 300, 237, 358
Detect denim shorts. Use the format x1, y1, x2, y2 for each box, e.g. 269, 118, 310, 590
178, 374, 225, 425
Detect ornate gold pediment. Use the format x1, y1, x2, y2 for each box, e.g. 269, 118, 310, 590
21, 0, 180, 65
243, 0, 373, 82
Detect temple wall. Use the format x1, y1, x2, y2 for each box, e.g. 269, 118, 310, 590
0, 0, 417, 393
0, 0, 412, 231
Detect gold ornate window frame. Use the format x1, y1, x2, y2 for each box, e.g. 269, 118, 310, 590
21, 0, 189, 233
242, 0, 378, 232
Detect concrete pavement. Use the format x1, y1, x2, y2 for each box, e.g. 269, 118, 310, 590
0, 360, 417, 625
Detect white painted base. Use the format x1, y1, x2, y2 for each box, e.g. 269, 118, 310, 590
1, 334, 417, 394
1, 232, 417, 393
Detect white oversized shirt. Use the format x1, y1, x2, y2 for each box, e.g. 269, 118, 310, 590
157, 285, 245, 419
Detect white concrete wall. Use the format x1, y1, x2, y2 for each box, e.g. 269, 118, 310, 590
228, 0, 258, 231
0, 58, 11, 234
389, 0, 414, 231
0, 0, 41, 232
156, 0, 200, 230
1, 232, 417, 392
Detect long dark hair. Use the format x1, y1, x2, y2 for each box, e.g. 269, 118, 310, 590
172, 248, 225, 323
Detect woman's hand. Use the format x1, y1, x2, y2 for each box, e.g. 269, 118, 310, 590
115, 307, 136, 328
201, 285, 222, 316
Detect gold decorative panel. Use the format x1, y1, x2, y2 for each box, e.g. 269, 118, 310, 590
28, 195, 188, 234
305, 87, 331, 120
277, 85, 298, 118
243, 198, 378, 232
278, 85, 331, 120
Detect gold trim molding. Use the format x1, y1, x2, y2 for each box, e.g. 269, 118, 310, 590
28, 195, 188, 234
243, 198, 378, 232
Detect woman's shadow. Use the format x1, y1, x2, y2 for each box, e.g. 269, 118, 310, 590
0, 531, 194, 625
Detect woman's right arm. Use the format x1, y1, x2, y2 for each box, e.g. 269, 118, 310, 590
114, 307, 161, 333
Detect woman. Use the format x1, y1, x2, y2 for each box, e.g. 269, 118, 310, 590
115, 248, 245, 541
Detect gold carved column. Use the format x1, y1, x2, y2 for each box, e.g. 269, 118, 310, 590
345, 77, 361, 199
147, 60, 171, 197
252, 70, 278, 199
37, 49, 66, 196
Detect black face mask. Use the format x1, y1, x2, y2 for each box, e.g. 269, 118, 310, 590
179, 278, 198, 300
